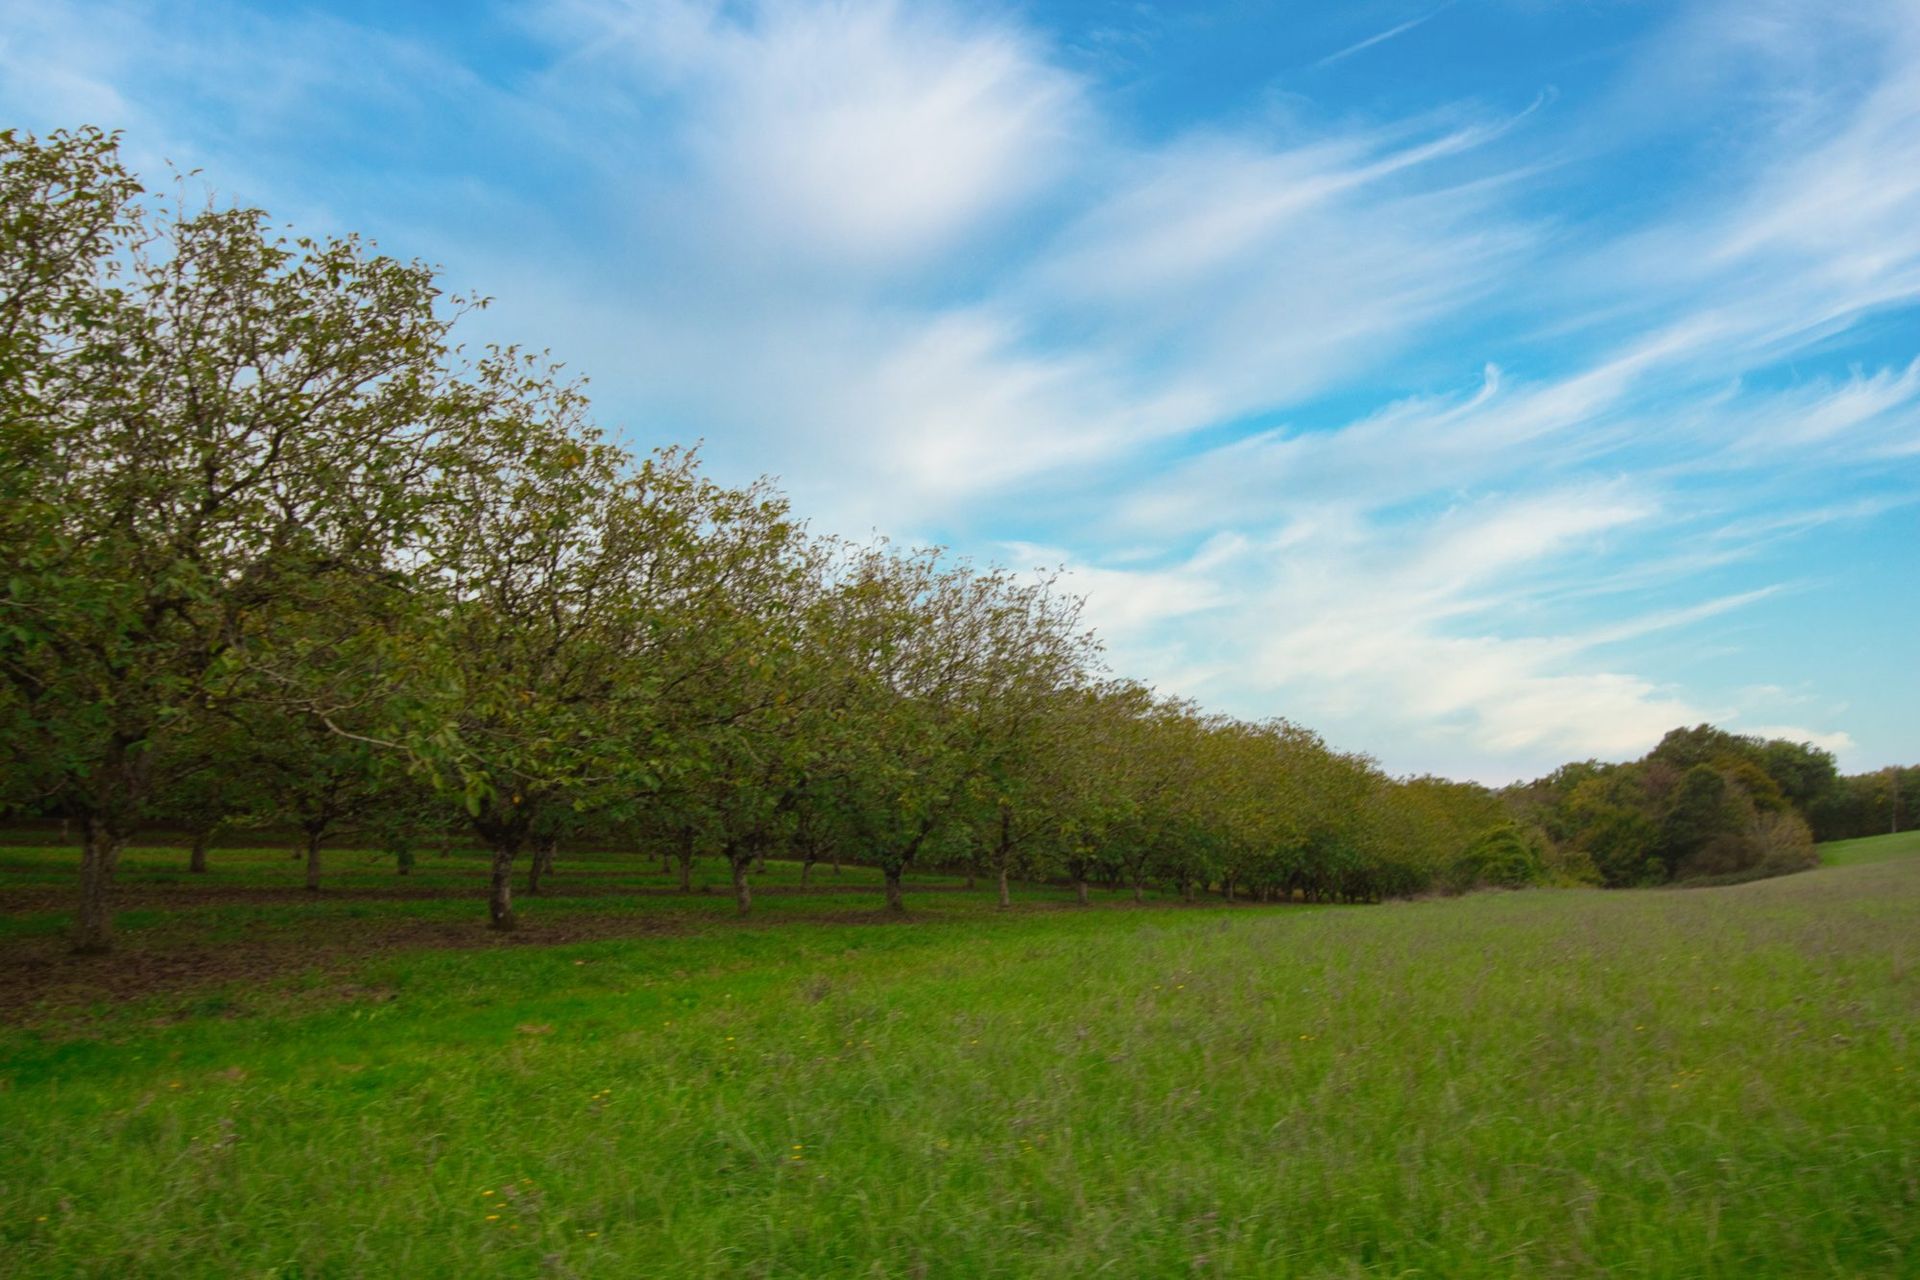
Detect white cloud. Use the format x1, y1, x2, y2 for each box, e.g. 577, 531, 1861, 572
540, 0, 1084, 272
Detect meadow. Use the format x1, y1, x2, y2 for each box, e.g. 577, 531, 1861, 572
1, 838, 1915, 1277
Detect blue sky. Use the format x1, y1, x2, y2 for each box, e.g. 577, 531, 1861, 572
4, 0, 1915, 783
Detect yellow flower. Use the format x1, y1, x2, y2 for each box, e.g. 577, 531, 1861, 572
485, 1214, 500, 1221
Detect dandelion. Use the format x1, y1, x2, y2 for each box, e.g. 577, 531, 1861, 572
485, 1214, 500, 1221
482, 1190, 494, 1197
587, 1231, 599, 1238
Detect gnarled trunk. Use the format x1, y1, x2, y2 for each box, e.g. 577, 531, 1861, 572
188, 830, 210, 874
304, 829, 325, 893
677, 826, 695, 893
1074, 877, 1090, 907
799, 856, 814, 888
997, 865, 1011, 910
527, 835, 556, 895
731, 854, 753, 916
489, 844, 518, 931
882, 865, 906, 913
74, 818, 124, 955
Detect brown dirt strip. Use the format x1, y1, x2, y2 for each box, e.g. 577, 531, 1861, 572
0, 911, 706, 1025
0, 879, 974, 911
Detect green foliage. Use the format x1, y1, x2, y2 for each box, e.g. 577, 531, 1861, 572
1455, 821, 1548, 888
1514, 727, 1871, 890
1811, 765, 1920, 841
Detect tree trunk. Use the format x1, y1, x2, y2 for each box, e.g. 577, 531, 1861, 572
660, 854, 673, 876
799, 857, 813, 888
677, 826, 695, 893
882, 866, 906, 913
731, 855, 753, 916
304, 830, 324, 893
489, 844, 518, 931
189, 831, 210, 874
964, 866, 977, 890
997, 864, 1012, 910
1074, 877, 1090, 907
527, 836, 556, 895
1133, 881, 1145, 904
1222, 877, 1235, 903
73, 818, 123, 955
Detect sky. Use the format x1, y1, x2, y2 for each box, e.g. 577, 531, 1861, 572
3, 0, 1915, 784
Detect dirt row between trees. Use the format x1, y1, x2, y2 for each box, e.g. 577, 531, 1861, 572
0, 903, 974, 1024
0, 878, 974, 912
0, 887, 1296, 1024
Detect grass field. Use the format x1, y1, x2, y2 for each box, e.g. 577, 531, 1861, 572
1821, 828, 1920, 866
1, 838, 1916, 1277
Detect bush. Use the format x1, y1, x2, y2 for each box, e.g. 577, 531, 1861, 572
1454, 823, 1548, 889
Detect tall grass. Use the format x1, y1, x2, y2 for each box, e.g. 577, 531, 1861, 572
1, 852, 1915, 1276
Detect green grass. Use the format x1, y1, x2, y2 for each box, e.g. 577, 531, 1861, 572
1819, 828, 1920, 866
1, 849, 1916, 1276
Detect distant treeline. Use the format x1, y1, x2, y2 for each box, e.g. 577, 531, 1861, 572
1508, 725, 1912, 888
3, 129, 1908, 954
